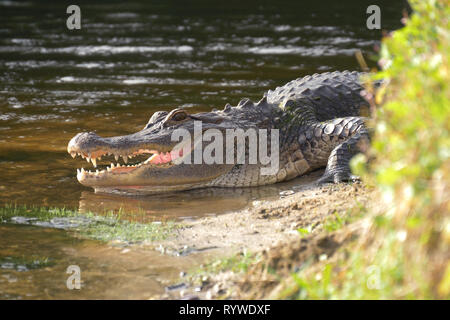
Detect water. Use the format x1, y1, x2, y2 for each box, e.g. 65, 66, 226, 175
0, 224, 202, 299
0, 0, 406, 299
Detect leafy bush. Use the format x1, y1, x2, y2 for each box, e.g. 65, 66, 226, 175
285, 0, 449, 299
357, 0, 449, 298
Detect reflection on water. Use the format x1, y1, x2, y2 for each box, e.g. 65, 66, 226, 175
0, 224, 201, 299
78, 171, 323, 221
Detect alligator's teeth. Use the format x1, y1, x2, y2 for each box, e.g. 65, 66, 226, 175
81, 168, 85, 173
111, 163, 115, 168
122, 155, 128, 164
71, 152, 76, 158
114, 155, 119, 161
98, 156, 102, 161
77, 169, 80, 175
86, 157, 90, 163
107, 167, 111, 172
92, 158, 97, 167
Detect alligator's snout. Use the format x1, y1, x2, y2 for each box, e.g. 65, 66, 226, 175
67, 128, 195, 193
68, 132, 105, 155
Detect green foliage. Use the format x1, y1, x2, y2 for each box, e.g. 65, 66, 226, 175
286, 0, 449, 299
362, 1, 450, 200
203, 251, 259, 274
186, 250, 260, 290
360, 0, 449, 299
323, 212, 346, 233
297, 226, 312, 236
281, 229, 414, 299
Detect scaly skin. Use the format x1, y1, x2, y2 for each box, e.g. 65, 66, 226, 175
67, 71, 371, 195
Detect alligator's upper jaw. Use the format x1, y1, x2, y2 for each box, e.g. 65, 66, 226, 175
67, 131, 230, 194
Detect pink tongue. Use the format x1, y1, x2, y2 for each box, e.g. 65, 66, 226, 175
149, 149, 183, 164
149, 153, 169, 164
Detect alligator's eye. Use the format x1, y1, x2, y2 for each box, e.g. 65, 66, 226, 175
170, 110, 188, 122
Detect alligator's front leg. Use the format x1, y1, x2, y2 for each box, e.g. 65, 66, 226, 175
318, 121, 369, 183
297, 116, 369, 184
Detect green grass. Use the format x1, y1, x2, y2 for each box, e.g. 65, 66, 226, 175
279, 230, 411, 299
79, 218, 179, 243
204, 251, 259, 274
296, 204, 367, 237
185, 250, 261, 289
0, 204, 180, 244
0, 204, 82, 222
0, 255, 54, 271
297, 226, 312, 237
323, 205, 367, 233
323, 212, 346, 233
194, 250, 259, 277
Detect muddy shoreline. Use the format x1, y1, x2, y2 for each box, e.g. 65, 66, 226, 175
147, 176, 373, 299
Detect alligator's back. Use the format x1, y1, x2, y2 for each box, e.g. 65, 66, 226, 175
265, 71, 369, 121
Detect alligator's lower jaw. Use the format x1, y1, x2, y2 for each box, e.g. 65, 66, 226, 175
92, 183, 208, 195
76, 161, 175, 186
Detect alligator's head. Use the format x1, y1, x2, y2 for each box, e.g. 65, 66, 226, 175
67, 98, 278, 194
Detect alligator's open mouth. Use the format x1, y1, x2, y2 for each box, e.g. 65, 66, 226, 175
69, 148, 185, 181
66, 129, 233, 194
66, 131, 188, 187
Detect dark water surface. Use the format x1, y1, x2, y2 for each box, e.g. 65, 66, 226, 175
0, 0, 407, 298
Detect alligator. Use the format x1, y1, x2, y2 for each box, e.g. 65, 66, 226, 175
67, 71, 372, 195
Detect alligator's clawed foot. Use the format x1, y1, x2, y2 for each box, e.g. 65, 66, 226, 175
317, 171, 360, 185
